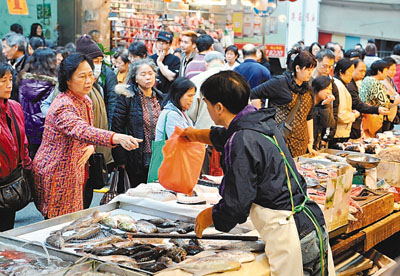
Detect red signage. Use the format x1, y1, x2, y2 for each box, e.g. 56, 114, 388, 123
265, 44, 286, 58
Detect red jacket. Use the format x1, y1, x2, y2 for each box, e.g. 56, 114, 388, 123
0, 99, 32, 180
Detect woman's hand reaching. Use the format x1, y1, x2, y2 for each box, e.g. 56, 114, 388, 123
113, 133, 143, 151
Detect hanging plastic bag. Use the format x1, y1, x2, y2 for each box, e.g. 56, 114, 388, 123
158, 127, 206, 195
147, 112, 171, 183
209, 146, 224, 176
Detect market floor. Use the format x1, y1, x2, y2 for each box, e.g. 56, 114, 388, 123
14, 191, 103, 228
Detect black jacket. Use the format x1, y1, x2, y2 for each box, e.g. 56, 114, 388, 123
210, 105, 325, 239
10, 54, 27, 101
313, 103, 335, 150
347, 79, 379, 139
111, 84, 164, 180
99, 65, 118, 128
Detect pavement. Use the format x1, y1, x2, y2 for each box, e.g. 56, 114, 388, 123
14, 191, 104, 229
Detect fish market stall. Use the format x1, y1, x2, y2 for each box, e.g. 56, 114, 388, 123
297, 145, 400, 274
4, 201, 270, 276
0, 235, 143, 275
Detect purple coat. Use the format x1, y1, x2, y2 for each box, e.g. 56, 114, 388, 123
18, 73, 57, 144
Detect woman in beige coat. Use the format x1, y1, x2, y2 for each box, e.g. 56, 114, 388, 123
330, 58, 359, 146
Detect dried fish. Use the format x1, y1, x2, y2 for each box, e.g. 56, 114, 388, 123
174, 256, 241, 276
216, 250, 255, 263
45, 231, 64, 249
136, 220, 158, 233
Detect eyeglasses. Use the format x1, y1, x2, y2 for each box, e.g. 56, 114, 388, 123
320, 63, 334, 70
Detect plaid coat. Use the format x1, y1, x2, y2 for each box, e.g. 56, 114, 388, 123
32, 91, 114, 218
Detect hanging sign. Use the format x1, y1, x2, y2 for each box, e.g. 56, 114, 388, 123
232, 12, 243, 38
265, 44, 285, 57
7, 0, 29, 15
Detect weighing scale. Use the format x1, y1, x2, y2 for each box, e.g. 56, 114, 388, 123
346, 154, 381, 185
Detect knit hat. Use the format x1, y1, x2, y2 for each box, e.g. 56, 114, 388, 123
75, 34, 103, 59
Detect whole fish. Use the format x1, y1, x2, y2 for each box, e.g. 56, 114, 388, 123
56, 211, 109, 234
64, 223, 101, 242
68, 235, 124, 249
45, 231, 65, 249
96, 255, 138, 268
118, 221, 138, 233
113, 214, 135, 224
136, 220, 158, 233
101, 216, 119, 228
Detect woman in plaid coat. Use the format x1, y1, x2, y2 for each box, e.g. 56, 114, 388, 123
33, 53, 141, 218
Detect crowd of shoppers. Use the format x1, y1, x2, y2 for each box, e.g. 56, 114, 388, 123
2, 21, 400, 240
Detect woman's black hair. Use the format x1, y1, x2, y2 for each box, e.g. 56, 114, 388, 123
201, 71, 250, 114
256, 46, 269, 63
309, 42, 321, 56
168, 77, 196, 111
10, 23, 23, 34
128, 41, 147, 59
0, 62, 13, 78
225, 45, 239, 57
334, 58, 353, 76
312, 76, 332, 94
393, 44, 400, 56
58, 52, 94, 92
286, 49, 316, 76
29, 23, 44, 39
117, 49, 130, 64
344, 49, 361, 59
55, 46, 70, 60
19, 47, 57, 83
368, 60, 388, 76
352, 58, 364, 68
29, 36, 45, 51
383, 57, 396, 67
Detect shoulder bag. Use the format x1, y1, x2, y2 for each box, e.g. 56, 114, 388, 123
100, 166, 130, 205
87, 153, 108, 190
147, 111, 171, 183
277, 93, 302, 143
0, 105, 32, 211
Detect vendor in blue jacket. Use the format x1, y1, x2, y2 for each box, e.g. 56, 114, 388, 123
181, 71, 334, 276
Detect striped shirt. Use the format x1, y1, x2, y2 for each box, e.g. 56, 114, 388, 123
185, 54, 206, 79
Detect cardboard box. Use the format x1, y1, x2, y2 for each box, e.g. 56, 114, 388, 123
295, 157, 354, 232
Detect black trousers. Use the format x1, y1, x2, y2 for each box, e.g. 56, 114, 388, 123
83, 179, 93, 209
0, 210, 16, 231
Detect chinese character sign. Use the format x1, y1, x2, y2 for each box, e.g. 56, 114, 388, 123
7, 0, 28, 15
265, 44, 285, 57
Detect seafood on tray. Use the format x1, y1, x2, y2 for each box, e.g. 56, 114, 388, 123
45, 211, 195, 250
296, 161, 347, 184
0, 245, 72, 275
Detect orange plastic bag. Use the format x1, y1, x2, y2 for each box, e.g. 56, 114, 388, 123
158, 127, 206, 195
362, 114, 383, 138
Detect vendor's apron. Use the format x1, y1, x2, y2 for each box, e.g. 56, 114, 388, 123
250, 203, 336, 276
250, 203, 303, 276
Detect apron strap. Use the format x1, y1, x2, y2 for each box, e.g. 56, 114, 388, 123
261, 134, 326, 276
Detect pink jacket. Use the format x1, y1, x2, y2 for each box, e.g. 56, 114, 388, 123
33, 91, 115, 218
0, 99, 31, 180
391, 55, 400, 91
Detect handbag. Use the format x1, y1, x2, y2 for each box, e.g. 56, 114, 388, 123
147, 111, 171, 183
0, 106, 32, 211
277, 94, 302, 142
100, 167, 130, 205
87, 153, 108, 190
382, 115, 394, 131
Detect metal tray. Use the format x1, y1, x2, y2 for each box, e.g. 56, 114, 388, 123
4, 201, 194, 237
3, 201, 195, 275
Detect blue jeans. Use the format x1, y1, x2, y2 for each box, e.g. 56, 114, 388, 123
301, 227, 329, 276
